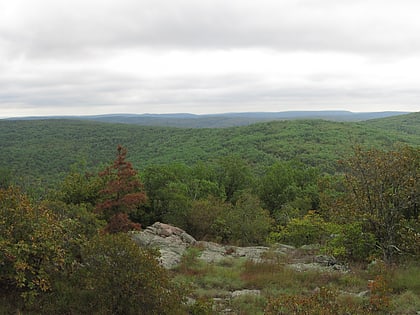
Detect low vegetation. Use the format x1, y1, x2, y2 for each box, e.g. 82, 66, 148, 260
173, 248, 420, 314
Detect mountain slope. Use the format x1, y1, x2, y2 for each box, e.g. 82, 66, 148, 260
1, 112, 418, 187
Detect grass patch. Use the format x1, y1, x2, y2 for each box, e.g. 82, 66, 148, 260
390, 263, 420, 294
172, 247, 420, 314
392, 290, 420, 314
229, 294, 266, 315
241, 260, 343, 293
174, 254, 247, 298
196, 264, 245, 291
336, 272, 368, 292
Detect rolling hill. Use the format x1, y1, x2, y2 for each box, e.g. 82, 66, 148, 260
1, 112, 419, 189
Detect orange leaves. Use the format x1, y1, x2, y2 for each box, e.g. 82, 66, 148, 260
102, 213, 141, 234
368, 275, 392, 312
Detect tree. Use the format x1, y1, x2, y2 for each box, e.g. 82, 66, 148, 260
341, 146, 419, 263
95, 145, 147, 232
223, 192, 273, 246
58, 160, 102, 207
142, 163, 224, 227
143, 164, 191, 226
0, 187, 67, 309
186, 196, 230, 241
216, 155, 252, 202
259, 161, 319, 223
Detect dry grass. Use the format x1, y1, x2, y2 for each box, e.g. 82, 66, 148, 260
173, 249, 420, 314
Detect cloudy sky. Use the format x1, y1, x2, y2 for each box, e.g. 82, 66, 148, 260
1, 0, 420, 117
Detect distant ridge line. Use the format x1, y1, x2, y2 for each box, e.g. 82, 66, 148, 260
2, 111, 412, 128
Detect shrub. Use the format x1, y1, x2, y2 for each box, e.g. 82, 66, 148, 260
0, 187, 67, 309
323, 222, 377, 262
222, 192, 273, 246
59, 234, 186, 314
269, 211, 337, 247
186, 197, 229, 241
368, 275, 392, 313
188, 297, 215, 315
265, 287, 368, 315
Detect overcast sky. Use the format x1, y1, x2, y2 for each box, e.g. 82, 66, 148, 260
1, 0, 419, 117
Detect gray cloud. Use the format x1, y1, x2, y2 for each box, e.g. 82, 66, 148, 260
2, 0, 420, 60
1, 0, 419, 116
1, 67, 418, 115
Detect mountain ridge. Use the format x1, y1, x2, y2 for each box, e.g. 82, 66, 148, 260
3, 110, 411, 128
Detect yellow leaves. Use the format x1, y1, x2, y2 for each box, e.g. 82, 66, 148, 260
14, 261, 29, 271
32, 277, 51, 292
1, 186, 67, 299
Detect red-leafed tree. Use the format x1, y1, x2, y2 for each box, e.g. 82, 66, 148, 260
95, 145, 146, 233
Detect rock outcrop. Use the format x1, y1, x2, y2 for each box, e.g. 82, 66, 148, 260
131, 222, 349, 314
131, 222, 295, 269
131, 222, 346, 272
131, 222, 196, 269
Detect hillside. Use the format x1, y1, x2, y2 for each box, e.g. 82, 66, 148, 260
1, 112, 419, 188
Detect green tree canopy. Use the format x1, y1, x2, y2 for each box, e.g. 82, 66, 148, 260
341, 146, 420, 263
259, 161, 319, 221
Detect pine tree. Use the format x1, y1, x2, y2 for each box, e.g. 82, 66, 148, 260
95, 145, 146, 232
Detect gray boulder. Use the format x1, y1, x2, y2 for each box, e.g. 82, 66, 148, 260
131, 222, 197, 269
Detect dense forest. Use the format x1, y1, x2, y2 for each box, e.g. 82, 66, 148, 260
1, 112, 419, 314
1, 112, 419, 190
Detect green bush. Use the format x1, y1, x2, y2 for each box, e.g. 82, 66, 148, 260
269, 211, 338, 247
188, 297, 215, 315
52, 234, 186, 315
222, 192, 273, 246
0, 187, 67, 309
323, 222, 377, 262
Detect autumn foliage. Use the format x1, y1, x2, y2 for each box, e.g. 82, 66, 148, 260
103, 212, 141, 234
0, 187, 66, 304
95, 145, 147, 233
340, 146, 419, 263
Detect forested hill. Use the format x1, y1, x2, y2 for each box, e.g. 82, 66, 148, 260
1, 112, 419, 188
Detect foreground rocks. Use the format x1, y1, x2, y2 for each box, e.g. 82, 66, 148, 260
131, 222, 196, 268
131, 222, 350, 314
131, 222, 346, 273
131, 222, 293, 268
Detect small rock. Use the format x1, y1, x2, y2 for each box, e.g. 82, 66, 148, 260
357, 290, 369, 297
300, 244, 320, 250
314, 254, 337, 266
231, 289, 261, 298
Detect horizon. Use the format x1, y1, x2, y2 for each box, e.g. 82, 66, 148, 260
1, 109, 414, 120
